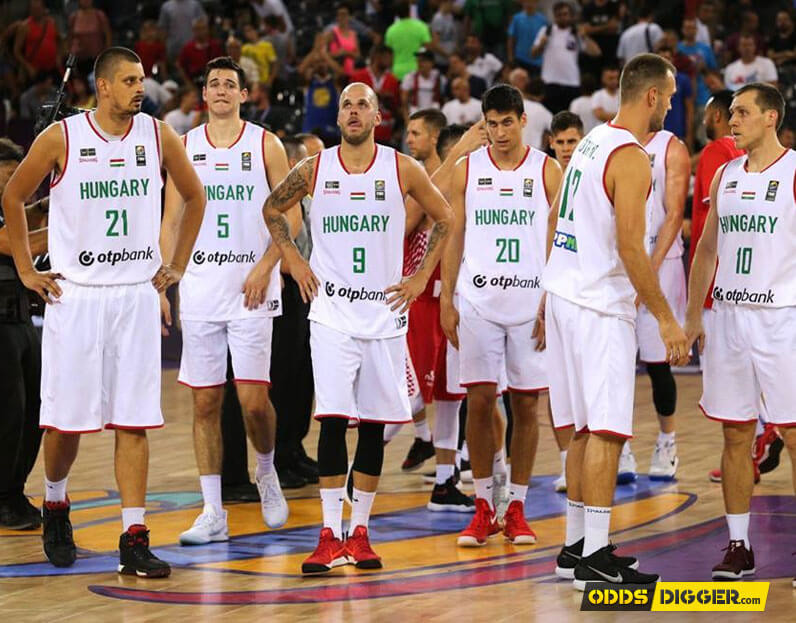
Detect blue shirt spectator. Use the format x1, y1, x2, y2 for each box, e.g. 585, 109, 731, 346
664, 71, 693, 140
678, 18, 717, 107
508, 1, 548, 69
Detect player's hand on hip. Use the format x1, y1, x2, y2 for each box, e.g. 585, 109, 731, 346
385, 274, 425, 313
19, 269, 62, 304
159, 291, 172, 336
242, 263, 271, 310
152, 264, 183, 292
659, 317, 690, 367
684, 315, 706, 355
290, 257, 319, 303
440, 298, 460, 350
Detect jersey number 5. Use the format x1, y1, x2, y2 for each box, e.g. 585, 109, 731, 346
558, 168, 582, 221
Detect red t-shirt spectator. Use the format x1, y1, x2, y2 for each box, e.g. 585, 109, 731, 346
135, 39, 166, 77
350, 66, 401, 144
690, 136, 744, 308
23, 16, 58, 73
178, 38, 223, 82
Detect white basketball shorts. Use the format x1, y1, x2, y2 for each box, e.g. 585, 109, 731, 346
546, 294, 636, 439
700, 303, 796, 427
40, 281, 162, 433
636, 257, 687, 362
311, 320, 411, 424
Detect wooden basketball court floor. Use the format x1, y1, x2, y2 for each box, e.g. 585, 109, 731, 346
1, 369, 794, 622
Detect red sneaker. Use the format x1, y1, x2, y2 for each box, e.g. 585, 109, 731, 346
708, 464, 760, 484
346, 525, 382, 569
502, 501, 537, 545
457, 498, 500, 547
301, 528, 349, 575
753, 424, 784, 474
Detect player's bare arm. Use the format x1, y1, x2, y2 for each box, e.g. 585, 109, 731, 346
649, 137, 689, 272
439, 157, 467, 349
0, 199, 49, 256
386, 153, 453, 313
263, 155, 320, 303
159, 172, 184, 335
684, 164, 724, 354
154, 121, 206, 292
1, 123, 64, 302
610, 145, 689, 366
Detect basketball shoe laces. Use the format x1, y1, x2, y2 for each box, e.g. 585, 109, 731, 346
126, 527, 156, 559
347, 528, 377, 559
471, 499, 494, 532
260, 477, 283, 510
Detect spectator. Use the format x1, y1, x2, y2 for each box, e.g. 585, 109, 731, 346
258, 0, 294, 34
134, 19, 167, 78
779, 124, 794, 150
724, 10, 765, 63
226, 36, 259, 88
163, 86, 199, 135
464, 0, 513, 57
242, 24, 279, 89
658, 47, 694, 151
581, 0, 622, 69
678, 17, 717, 111
568, 73, 600, 133
532, 2, 600, 113
768, 10, 796, 69
657, 28, 695, 79
549, 110, 584, 168
464, 35, 503, 87
515, 73, 553, 151
401, 47, 445, 121
616, 2, 663, 64
350, 44, 402, 145
13, 0, 62, 85
590, 65, 620, 122
442, 77, 482, 125
446, 51, 487, 100
158, 0, 206, 63
263, 15, 294, 83
68, 73, 95, 109
507, 0, 549, 74
144, 77, 178, 115
18, 72, 56, 121
385, 2, 431, 80
244, 83, 286, 132
430, 0, 458, 69
177, 17, 224, 86
724, 34, 778, 91
67, 0, 111, 78
695, 0, 716, 46
324, 3, 361, 77
704, 68, 726, 94
298, 35, 342, 144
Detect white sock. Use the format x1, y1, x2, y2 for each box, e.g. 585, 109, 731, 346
121, 507, 145, 532
726, 512, 750, 547
473, 477, 494, 511
493, 448, 507, 477
755, 417, 764, 437
44, 476, 67, 503
461, 442, 470, 462
621, 441, 632, 456
560, 450, 567, 475
583, 505, 611, 557
455, 451, 462, 470
565, 499, 585, 546
508, 483, 527, 504
199, 474, 223, 514
657, 431, 675, 445
436, 463, 455, 485
415, 418, 431, 442
350, 488, 376, 530
255, 450, 274, 478
384, 423, 403, 443
320, 487, 345, 539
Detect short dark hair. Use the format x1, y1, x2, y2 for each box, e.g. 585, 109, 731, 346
706, 89, 733, 120
93, 46, 141, 84
482, 84, 524, 119
437, 124, 467, 160
0, 138, 24, 163
409, 108, 447, 135
551, 111, 584, 136
619, 53, 676, 101
281, 136, 306, 162
204, 56, 247, 91
734, 82, 786, 130
553, 1, 572, 13
528, 77, 545, 98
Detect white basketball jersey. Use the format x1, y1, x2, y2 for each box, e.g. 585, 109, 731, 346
644, 130, 683, 258
308, 144, 407, 338
543, 122, 645, 320
713, 150, 796, 308
457, 145, 550, 325
48, 111, 163, 285
179, 122, 281, 320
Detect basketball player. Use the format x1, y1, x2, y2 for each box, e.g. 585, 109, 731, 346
262, 82, 453, 574
1, 47, 206, 576
543, 54, 689, 589
441, 84, 562, 547
685, 83, 796, 580
620, 121, 690, 482
160, 57, 299, 545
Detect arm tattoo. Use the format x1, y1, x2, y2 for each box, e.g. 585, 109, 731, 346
265, 212, 292, 246
263, 158, 313, 247
416, 220, 450, 274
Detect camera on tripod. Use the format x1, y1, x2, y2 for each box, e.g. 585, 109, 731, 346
33, 54, 84, 136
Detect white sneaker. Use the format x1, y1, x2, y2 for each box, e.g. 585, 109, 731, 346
649, 441, 679, 480
492, 472, 509, 521
179, 507, 229, 545
616, 443, 637, 485
256, 470, 289, 528
553, 472, 567, 493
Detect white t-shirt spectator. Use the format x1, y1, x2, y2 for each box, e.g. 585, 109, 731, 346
569, 95, 600, 133
522, 99, 553, 150
696, 19, 711, 46
617, 21, 663, 62
430, 11, 458, 65
534, 25, 583, 87
467, 53, 503, 86
724, 56, 778, 91
590, 88, 619, 117
401, 69, 445, 114
144, 78, 177, 110
442, 97, 483, 125
163, 108, 197, 136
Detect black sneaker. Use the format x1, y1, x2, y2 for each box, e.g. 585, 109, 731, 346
0, 495, 40, 530
19, 495, 42, 528
278, 467, 307, 490
42, 499, 76, 567
118, 524, 171, 578
422, 466, 461, 485
293, 459, 320, 484
401, 437, 435, 472
555, 538, 639, 579
573, 545, 658, 591
427, 477, 475, 512
222, 482, 260, 503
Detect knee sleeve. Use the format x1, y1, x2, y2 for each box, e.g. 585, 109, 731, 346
352, 421, 385, 477
646, 362, 676, 416
432, 399, 460, 451
318, 417, 349, 477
